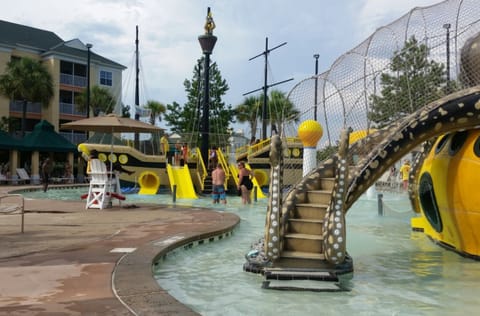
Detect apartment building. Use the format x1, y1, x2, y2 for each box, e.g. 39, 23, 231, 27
0, 20, 126, 144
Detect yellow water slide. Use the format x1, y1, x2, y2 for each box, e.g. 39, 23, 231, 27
166, 164, 198, 199
138, 171, 160, 194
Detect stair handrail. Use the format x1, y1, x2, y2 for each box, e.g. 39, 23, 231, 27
195, 147, 207, 191
263, 134, 284, 261
216, 148, 230, 186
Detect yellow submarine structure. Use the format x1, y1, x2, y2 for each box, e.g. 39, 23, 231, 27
411, 129, 480, 258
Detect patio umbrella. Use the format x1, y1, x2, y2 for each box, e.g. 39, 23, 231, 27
61, 113, 163, 172
61, 113, 162, 133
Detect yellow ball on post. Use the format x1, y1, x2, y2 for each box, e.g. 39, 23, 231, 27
298, 120, 323, 147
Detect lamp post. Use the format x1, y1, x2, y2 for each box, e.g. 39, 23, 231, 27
86, 43, 93, 118
443, 23, 451, 83
198, 7, 217, 167
313, 53, 319, 121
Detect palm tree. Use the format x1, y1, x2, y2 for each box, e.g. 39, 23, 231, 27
268, 90, 300, 134
145, 100, 166, 125
235, 94, 262, 139
0, 57, 53, 136
75, 85, 116, 116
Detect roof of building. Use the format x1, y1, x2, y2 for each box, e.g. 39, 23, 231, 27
0, 20, 125, 69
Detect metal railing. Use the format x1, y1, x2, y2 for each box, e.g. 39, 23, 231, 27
60, 102, 87, 116
60, 73, 87, 87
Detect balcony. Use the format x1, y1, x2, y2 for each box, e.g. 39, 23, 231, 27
60, 102, 87, 116
60, 73, 87, 87
9, 100, 41, 113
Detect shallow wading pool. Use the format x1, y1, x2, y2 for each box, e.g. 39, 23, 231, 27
20, 188, 480, 316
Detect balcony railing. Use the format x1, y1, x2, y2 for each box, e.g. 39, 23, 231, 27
9, 100, 41, 113
60, 73, 87, 87
60, 102, 87, 116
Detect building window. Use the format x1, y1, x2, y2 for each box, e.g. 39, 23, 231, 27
100, 70, 112, 86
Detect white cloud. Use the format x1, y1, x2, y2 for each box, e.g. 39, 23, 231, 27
0, 0, 443, 122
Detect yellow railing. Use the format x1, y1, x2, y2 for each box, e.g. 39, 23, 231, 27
195, 147, 208, 191
216, 148, 230, 187
235, 137, 301, 159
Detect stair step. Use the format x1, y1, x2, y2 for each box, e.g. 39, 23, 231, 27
296, 203, 329, 208
262, 279, 343, 291
307, 190, 332, 204
288, 218, 323, 224
320, 178, 335, 191
294, 204, 328, 220
264, 267, 339, 283
288, 219, 323, 235
281, 250, 325, 260
284, 233, 323, 253
285, 233, 323, 240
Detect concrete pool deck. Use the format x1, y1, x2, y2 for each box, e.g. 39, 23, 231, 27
0, 185, 240, 315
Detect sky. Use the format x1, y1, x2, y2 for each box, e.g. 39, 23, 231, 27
1, 0, 444, 131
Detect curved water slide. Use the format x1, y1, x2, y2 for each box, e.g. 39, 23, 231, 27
259, 87, 480, 283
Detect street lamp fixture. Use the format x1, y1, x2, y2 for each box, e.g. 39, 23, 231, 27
86, 43, 93, 118
313, 54, 320, 121
198, 7, 217, 168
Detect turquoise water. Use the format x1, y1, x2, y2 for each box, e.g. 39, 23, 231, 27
21, 188, 480, 315
153, 193, 480, 316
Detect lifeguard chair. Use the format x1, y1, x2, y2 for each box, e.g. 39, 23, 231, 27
85, 159, 123, 209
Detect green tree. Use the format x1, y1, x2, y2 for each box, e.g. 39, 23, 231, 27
268, 89, 300, 133
75, 85, 116, 116
121, 103, 131, 118
368, 36, 446, 127
0, 57, 53, 136
235, 94, 262, 140
145, 100, 166, 125
164, 57, 234, 146
317, 144, 338, 162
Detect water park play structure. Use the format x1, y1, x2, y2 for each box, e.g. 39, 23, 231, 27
240, 0, 480, 290
76, 140, 273, 200
72, 0, 480, 291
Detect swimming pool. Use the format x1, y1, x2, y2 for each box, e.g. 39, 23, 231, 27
20, 188, 480, 315
153, 192, 480, 316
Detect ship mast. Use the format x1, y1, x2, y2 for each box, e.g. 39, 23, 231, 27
134, 25, 140, 149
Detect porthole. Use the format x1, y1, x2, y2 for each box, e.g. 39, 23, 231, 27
434, 134, 450, 154
448, 131, 468, 156
418, 172, 442, 233
474, 136, 480, 158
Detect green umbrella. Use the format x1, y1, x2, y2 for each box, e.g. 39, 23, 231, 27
22, 120, 76, 152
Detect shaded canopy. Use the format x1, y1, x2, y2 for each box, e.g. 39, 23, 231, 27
61, 113, 162, 133
86, 133, 125, 145
22, 120, 76, 152
0, 130, 23, 150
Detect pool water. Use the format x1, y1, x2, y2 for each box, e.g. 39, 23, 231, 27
153, 193, 480, 316
21, 188, 480, 315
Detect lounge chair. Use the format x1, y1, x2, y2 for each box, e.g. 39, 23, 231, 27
16, 168, 30, 184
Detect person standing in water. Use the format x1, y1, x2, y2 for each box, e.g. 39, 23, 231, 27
237, 161, 254, 204
41, 157, 53, 192
211, 163, 227, 204
399, 159, 411, 191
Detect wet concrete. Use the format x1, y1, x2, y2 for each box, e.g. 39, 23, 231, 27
0, 185, 240, 315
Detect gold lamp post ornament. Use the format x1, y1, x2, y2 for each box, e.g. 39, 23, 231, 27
204, 7, 215, 35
